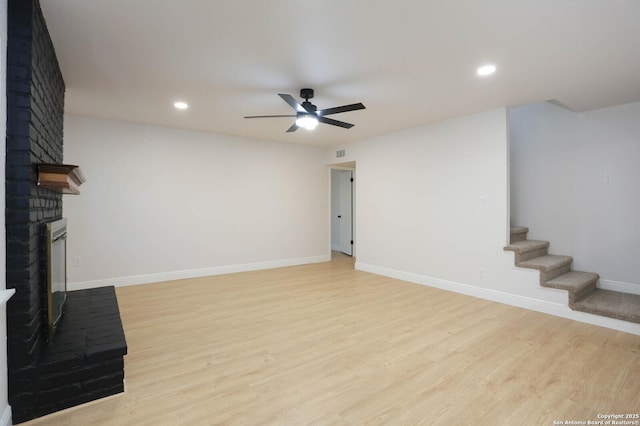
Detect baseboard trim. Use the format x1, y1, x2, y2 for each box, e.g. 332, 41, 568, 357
356, 262, 640, 336
0, 405, 11, 426
68, 255, 331, 290
598, 279, 640, 295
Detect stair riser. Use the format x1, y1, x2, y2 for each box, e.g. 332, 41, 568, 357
569, 281, 598, 305
541, 263, 572, 283
515, 247, 549, 263
510, 232, 528, 244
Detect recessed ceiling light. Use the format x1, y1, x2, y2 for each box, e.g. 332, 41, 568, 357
476, 64, 497, 76
174, 101, 189, 110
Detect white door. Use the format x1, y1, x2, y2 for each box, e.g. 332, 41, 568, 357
331, 169, 353, 256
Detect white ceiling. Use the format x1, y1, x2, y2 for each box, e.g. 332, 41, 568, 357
40, 0, 640, 147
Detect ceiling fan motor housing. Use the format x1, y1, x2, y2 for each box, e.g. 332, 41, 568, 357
301, 102, 317, 113
300, 88, 314, 100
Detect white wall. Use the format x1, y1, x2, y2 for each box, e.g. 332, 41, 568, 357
328, 108, 640, 335
510, 101, 640, 294
1, 1, 15, 424
344, 109, 524, 289
63, 115, 329, 288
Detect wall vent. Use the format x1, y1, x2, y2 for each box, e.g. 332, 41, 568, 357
336, 149, 346, 158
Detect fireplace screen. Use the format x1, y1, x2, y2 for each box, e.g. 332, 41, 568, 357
47, 218, 67, 337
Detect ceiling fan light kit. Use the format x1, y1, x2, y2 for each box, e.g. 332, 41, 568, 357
296, 113, 319, 130
244, 88, 365, 133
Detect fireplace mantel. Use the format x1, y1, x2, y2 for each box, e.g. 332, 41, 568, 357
37, 164, 86, 194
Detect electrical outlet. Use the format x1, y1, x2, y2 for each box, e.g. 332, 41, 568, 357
603, 173, 612, 184
479, 268, 485, 278
73, 256, 81, 267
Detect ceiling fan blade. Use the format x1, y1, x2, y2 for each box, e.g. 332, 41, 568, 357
244, 114, 296, 119
318, 103, 365, 116
278, 93, 307, 112
286, 123, 299, 133
318, 116, 355, 129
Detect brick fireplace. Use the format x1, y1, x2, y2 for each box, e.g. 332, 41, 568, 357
5, 0, 126, 423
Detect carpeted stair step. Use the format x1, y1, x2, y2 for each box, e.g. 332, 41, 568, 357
544, 271, 598, 304
516, 254, 573, 284
510, 226, 529, 244
572, 289, 640, 324
505, 224, 638, 324
504, 239, 550, 263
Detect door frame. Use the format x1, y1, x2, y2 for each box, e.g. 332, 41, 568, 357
329, 163, 356, 257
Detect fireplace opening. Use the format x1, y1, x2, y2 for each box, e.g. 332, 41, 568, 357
46, 217, 68, 338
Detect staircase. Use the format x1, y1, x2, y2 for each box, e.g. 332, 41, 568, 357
505, 226, 640, 324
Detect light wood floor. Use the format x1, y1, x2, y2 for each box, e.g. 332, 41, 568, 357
24, 253, 640, 425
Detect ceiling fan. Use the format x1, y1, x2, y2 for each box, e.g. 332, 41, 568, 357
244, 88, 365, 132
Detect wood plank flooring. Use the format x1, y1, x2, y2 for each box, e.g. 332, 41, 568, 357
23, 253, 640, 425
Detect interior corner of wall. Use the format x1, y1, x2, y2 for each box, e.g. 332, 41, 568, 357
546, 99, 577, 112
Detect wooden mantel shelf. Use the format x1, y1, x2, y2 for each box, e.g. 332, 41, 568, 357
37, 164, 86, 194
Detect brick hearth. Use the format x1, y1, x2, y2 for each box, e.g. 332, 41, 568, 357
9, 287, 127, 422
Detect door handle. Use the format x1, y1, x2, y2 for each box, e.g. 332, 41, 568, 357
337, 215, 341, 218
